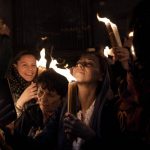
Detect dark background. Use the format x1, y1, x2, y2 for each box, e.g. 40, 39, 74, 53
0, 0, 141, 65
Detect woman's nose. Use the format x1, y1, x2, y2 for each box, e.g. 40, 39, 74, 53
76, 63, 84, 68
29, 66, 34, 71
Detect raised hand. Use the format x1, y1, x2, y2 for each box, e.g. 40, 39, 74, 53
16, 82, 37, 109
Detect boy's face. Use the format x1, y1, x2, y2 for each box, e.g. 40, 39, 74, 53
37, 84, 61, 113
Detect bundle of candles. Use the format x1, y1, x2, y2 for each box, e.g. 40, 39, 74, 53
97, 14, 122, 47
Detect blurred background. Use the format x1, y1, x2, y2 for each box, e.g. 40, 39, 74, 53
0, 0, 141, 65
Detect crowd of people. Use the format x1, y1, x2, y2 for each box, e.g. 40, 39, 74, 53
0, 0, 150, 149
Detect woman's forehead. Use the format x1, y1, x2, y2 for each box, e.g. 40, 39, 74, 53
80, 54, 99, 62
19, 54, 36, 60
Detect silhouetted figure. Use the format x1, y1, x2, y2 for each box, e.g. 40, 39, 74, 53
0, 18, 16, 149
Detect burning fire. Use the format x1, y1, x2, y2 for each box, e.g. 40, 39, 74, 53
104, 46, 112, 58
37, 48, 47, 68
128, 31, 136, 60
37, 48, 76, 82
97, 13, 122, 47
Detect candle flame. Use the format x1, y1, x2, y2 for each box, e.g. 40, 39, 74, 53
49, 58, 76, 82
128, 31, 134, 37
104, 46, 114, 58
127, 31, 136, 60
97, 13, 113, 25
97, 13, 122, 47
36, 48, 47, 68
37, 48, 76, 82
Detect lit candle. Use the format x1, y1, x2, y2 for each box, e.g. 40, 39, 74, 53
111, 23, 122, 47
106, 22, 119, 47
128, 31, 136, 60
97, 14, 122, 47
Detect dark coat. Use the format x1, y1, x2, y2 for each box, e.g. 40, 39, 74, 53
57, 94, 120, 150
0, 34, 15, 126
0, 35, 13, 79
5, 104, 62, 150
0, 78, 16, 126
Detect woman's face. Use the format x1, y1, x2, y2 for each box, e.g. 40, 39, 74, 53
15, 54, 37, 81
73, 55, 103, 83
37, 84, 61, 112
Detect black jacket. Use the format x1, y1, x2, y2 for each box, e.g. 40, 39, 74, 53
0, 78, 16, 126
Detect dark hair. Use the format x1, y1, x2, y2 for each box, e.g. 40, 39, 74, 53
130, 0, 150, 65
79, 51, 112, 96
37, 68, 68, 98
128, 0, 150, 80
0, 34, 12, 78
80, 51, 110, 76
13, 50, 38, 64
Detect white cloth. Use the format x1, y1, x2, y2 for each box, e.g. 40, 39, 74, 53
72, 100, 95, 150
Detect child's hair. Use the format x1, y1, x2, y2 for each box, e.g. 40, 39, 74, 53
37, 68, 68, 98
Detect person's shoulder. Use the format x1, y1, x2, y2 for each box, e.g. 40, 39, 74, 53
22, 102, 41, 117
105, 94, 119, 110
23, 103, 43, 122
0, 34, 11, 43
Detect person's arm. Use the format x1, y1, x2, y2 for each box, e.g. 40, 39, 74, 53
15, 82, 37, 117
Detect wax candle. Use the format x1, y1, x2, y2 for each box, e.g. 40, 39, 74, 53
97, 14, 122, 47
67, 81, 77, 115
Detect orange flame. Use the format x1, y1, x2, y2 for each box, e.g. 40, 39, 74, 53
97, 13, 122, 47
37, 49, 76, 82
